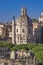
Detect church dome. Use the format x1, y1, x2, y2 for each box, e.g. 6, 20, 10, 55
16, 7, 32, 26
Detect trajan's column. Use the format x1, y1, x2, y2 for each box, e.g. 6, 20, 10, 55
12, 16, 16, 44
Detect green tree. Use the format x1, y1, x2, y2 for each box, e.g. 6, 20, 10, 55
27, 43, 37, 50
35, 51, 43, 64
11, 44, 29, 51
0, 42, 3, 48
32, 19, 38, 23
32, 46, 43, 53
2, 42, 14, 49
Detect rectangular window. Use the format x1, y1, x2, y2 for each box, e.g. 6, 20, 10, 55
17, 29, 18, 32
22, 29, 24, 32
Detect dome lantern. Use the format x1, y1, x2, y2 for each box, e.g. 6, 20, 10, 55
21, 7, 27, 15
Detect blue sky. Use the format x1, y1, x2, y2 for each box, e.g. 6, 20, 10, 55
0, 0, 43, 22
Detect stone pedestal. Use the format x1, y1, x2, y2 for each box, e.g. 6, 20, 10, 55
10, 51, 15, 60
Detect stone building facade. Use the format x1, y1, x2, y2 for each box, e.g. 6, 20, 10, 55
0, 7, 43, 44
12, 8, 43, 44
38, 12, 43, 43
0, 22, 12, 42
15, 7, 33, 44
0, 23, 6, 41
32, 12, 43, 43
33, 23, 41, 43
